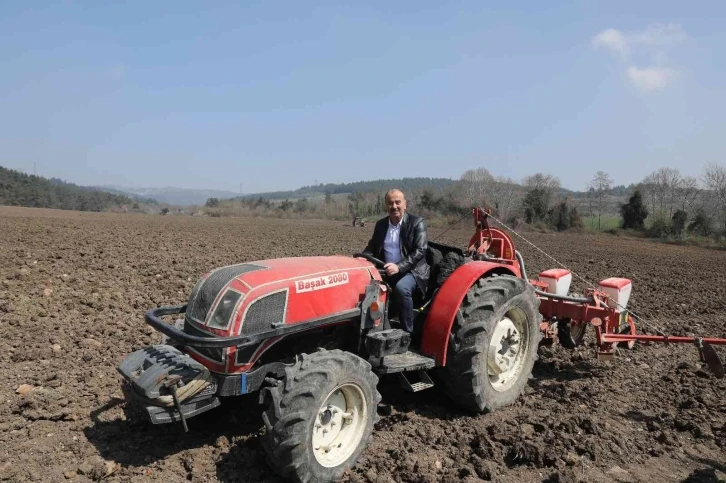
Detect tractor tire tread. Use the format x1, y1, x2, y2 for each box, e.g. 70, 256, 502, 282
260, 349, 381, 483
435, 252, 466, 287
442, 275, 541, 413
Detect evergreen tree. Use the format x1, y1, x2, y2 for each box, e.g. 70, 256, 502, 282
548, 201, 570, 231
620, 190, 649, 230
671, 209, 688, 235
523, 188, 549, 223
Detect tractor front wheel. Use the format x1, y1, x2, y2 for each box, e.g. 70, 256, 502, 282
260, 350, 381, 483
443, 275, 541, 413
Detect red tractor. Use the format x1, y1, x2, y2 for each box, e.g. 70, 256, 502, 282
117, 208, 725, 483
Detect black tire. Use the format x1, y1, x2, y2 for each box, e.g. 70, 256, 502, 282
426, 246, 443, 267
443, 275, 541, 413
557, 318, 587, 349
436, 251, 465, 287
260, 350, 381, 483
425, 247, 444, 297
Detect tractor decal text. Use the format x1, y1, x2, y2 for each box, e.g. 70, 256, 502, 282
295, 272, 349, 293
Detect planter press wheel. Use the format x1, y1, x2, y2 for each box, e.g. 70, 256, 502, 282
557, 318, 588, 349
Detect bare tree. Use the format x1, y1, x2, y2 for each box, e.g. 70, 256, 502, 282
521, 173, 560, 218
675, 175, 700, 212
459, 168, 495, 207
585, 187, 596, 228
459, 169, 478, 206
664, 168, 682, 217
457, 169, 524, 222
491, 176, 521, 221
703, 162, 726, 230
641, 167, 682, 221
588, 171, 613, 231
522, 173, 561, 192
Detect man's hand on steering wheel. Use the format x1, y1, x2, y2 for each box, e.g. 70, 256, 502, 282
383, 263, 399, 277
353, 252, 388, 276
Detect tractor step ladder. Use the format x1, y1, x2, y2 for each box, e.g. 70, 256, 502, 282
398, 370, 434, 393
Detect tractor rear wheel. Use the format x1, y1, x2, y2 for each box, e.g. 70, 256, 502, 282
443, 275, 541, 413
260, 350, 381, 483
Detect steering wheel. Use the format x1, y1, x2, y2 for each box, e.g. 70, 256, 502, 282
353, 252, 386, 270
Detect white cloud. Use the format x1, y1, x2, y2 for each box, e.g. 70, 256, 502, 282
592, 23, 687, 60
626, 66, 676, 92
631, 23, 687, 47
592, 23, 686, 92
592, 28, 629, 58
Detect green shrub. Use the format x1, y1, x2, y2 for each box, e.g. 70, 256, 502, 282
646, 218, 673, 238
671, 209, 688, 235
647, 218, 671, 238
688, 210, 714, 237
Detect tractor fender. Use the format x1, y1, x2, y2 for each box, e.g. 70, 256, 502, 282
420, 261, 519, 366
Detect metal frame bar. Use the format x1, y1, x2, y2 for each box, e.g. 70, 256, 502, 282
601, 333, 726, 345
145, 305, 361, 348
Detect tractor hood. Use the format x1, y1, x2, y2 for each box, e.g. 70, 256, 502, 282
184, 256, 376, 333
182, 255, 379, 374
234, 256, 375, 290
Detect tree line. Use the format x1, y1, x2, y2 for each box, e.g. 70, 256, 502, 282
0, 166, 155, 213
238, 177, 457, 201
206, 163, 726, 244
618, 164, 726, 239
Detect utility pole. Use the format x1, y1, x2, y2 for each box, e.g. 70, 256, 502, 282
33, 162, 36, 176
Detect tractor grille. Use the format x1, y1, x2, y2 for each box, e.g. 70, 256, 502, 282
187, 263, 265, 324
183, 320, 225, 363
241, 290, 288, 336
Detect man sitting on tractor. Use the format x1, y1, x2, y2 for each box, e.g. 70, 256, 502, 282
362, 189, 430, 333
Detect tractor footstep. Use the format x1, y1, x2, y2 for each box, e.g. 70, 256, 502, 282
398, 370, 434, 393
375, 351, 435, 374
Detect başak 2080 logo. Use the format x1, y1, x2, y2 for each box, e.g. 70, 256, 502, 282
295, 272, 349, 293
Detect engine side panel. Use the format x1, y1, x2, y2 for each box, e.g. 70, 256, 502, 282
186, 257, 378, 374
420, 261, 519, 366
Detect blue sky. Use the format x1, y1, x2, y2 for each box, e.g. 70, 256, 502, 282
2, 1, 725, 193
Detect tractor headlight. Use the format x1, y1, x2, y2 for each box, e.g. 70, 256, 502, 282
207, 290, 243, 330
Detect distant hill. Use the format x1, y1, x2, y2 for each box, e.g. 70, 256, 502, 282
88, 186, 159, 204
97, 185, 240, 206
0, 166, 152, 212
239, 177, 457, 201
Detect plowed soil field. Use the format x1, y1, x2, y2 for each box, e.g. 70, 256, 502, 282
1, 206, 725, 483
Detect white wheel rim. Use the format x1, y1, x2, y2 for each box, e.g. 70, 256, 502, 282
488, 311, 529, 392
312, 383, 367, 468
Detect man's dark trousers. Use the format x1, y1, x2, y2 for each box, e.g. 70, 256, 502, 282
387, 272, 417, 333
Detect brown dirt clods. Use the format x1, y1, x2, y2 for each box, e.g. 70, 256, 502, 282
0, 207, 724, 482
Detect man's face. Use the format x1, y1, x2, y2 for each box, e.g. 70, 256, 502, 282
386, 191, 406, 224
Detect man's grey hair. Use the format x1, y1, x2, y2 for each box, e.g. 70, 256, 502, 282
384, 189, 405, 203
